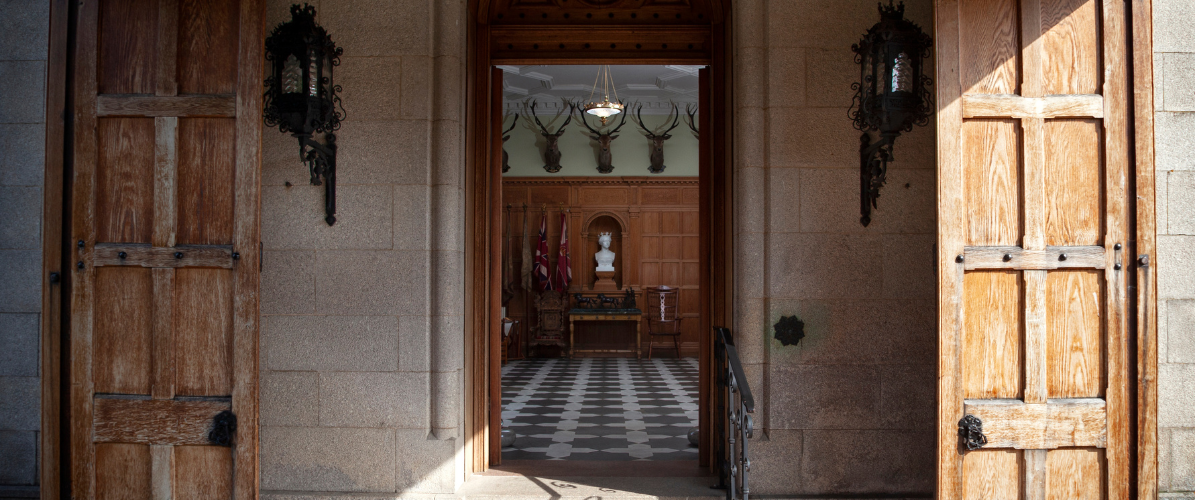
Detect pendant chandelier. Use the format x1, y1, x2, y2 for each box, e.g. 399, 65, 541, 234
584, 65, 623, 125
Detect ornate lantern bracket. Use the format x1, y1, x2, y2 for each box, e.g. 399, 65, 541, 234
849, 1, 933, 227
264, 4, 345, 225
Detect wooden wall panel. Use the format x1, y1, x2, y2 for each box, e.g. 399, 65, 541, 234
173, 269, 233, 396
176, 118, 236, 245
177, 0, 239, 94
97, 0, 157, 94
95, 443, 152, 500
963, 271, 1023, 399
502, 177, 700, 355
1046, 270, 1104, 398
94, 267, 154, 395
97, 118, 155, 243
1044, 119, 1102, 246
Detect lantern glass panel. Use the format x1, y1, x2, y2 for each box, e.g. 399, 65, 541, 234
891, 52, 913, 93
307, 49, 320, 96
282, 54, 302, 94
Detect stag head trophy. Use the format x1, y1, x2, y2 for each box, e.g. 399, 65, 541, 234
500, 114, 518, 173
525, 99, 575, 173
684, 103, 699, 140
633, 102, 682, 174
577, 100, 627, 174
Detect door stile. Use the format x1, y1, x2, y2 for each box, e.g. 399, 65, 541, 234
697, 65, 711, 468
488, 66, 505, 467
935, 0, 964, 497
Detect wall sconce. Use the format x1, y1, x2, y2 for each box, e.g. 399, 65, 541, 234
849, 1, 932, 227
264, 4, 345, 225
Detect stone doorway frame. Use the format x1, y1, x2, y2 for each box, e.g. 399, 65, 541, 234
462, 0, 734, 474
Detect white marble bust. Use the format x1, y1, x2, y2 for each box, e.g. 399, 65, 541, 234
595, 232, 616, 272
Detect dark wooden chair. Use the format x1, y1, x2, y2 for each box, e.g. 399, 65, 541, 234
645, 286, 682, 358
501, 318, 522, 365
532, 290, 568, 356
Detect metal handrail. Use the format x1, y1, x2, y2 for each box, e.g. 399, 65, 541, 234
713, 327, 754, 500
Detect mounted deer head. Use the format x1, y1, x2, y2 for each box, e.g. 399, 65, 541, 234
577, 101, 627, 174
501, 114, 518, 173
633, 102, 682, 174
524, 99, 575, 173
684, 103, 699, 139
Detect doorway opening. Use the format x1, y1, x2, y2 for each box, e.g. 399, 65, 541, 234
496, 65, 704, 468
463, 2, 732, 477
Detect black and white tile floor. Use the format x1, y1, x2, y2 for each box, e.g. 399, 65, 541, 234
501, 357, 700, 461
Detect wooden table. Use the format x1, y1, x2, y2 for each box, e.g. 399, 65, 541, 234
568, 309, 643, 358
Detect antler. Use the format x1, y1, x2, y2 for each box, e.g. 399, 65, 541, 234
632, 102, 680, 138
502, 113, 519, 138
608, 101, 629, 136
577, 100, 628, 138
684, 103, 699, 136
526, 100, 551, 135
632, 102, 655, 138
526, 99, 575, 136
659, 101, 682, 137
577, 103, 603, 138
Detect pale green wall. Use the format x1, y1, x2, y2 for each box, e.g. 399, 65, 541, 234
502, 113, 699, 177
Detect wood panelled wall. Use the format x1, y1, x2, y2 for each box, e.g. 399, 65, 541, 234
502, 176, 701, 355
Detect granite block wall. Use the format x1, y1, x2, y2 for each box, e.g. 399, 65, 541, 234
1155, 0, 1195, 495
732, 0, 938, 496
0, 0, 48, 497
257, 0, 467, 496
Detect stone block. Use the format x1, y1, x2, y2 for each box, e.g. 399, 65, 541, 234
1163, 53, 1195, 112
336, 120, 430, 185
1162, 426, 1173, 492
734, 0, 765, 49
431, 186, 462, 252
768, 47, 805, 109
1157, 112, 1195, 171
261, 251, 316, 315
734, 231, 765, 300
431, 250, 462, 316
264, 315, 398, 372
0, 250, 39, 313
401, 56, 431, 120
746, 429, 803, 496
767, 167, 800, 233
768, 107, 858, 168
0, 124, 46, 186
399, 315, 430, 373
260, 127, 297, 187
429, 310, 463, 373
0, 431, 35, 485
1160, 363, 1195, 427
433, 57, 463, 122
261, 426, 396, 492
1169, 171, 1195, 235
805, 48, 857, 109
0, 61, 44, 124
879, 364, 935, 430
735, 167, 766, 235
338, 56, 403, 122
428, 369, 459, 435
315, 250, 429, 315
0, 314, 38, 377
319, 371, 429, 429
768, 364, 881, 430
431, 121, 463, 187
734, 107, 766, 168
0, 0, 49, 61
394, 185, 430, 251
1155, 0, 1195, 52
0, 187, 41, 249
395, 429, 457, 493
1173, 428, 1195, 491
0, 376, 38, 431
767, 232, 883, 300
882, 233, 935, 299
735, 47, 767, 109
1157, 52, 1167, 112
262, 371, 319, 427
433, 0, 465, 58
265, 0, 309, 27
1161, 298, 1170, 362
262, 184, 394, 250
1159, 171, 1170, 236
766, 299, 935, 367
1159, 235, 1195, 300
767, 1, 877, 50
798, 168, 868, 233
733, 297, 766, 365
319, 0, 428, 56
800, 430, 934, 495
1169, 300, 1195, 363
865, 169, 936, 233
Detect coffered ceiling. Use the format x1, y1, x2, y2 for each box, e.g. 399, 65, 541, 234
500, 64, 701, 115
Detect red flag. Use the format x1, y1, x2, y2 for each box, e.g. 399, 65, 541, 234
555, 211, 571, 290
534, 211, 553, 292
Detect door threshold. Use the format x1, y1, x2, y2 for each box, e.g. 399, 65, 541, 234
482, 460, 706, 478
459, 472, 720, 499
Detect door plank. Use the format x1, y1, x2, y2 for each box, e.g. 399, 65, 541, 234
93, 243, 236, 268
1046, 270, 1103, 398
96, 443, 152, 500
97, 95, 238, 117
93, 397, 231, 445
963, 119, 1021, 246
174, 269, 234, 396
963, 245, 1105, 270
962, 398, 1107, 449
1044, 119, 1103, 247
152, 117, 178, 248
961, 94, 1103, 119
1024, 449, 1048, 500
151, 268, 175, 400
97, 118, 155, 243
97, 0, 157, 94
94, 267, 153, 395
961, 449, 1021, 500
174, 446, 233, 500
177, 118, 236, 245
1045, 448, 1106, 499
963, 271, 1023, 399
150, 445, 173, 500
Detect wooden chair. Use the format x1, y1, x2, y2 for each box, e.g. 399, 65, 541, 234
645, 286, 682, 358
532, 290, 568, 356
501, 318, 521, 365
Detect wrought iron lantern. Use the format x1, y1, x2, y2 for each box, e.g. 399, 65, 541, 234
849, 1, 932, 227
264, 4, 345, 225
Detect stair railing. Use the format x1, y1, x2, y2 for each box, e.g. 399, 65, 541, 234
712, 327, 755, 500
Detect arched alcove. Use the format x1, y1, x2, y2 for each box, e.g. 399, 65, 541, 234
583, 214, 624, 290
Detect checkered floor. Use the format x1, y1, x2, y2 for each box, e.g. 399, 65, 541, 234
501, 357, 700, 461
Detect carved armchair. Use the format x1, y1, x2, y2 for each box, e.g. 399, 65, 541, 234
531, 290, 569, 355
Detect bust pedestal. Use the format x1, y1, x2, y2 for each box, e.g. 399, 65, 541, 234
592, 270, 618, 292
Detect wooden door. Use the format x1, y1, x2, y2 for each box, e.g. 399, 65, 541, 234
68, 0, 263, 498
936, 0, 1132, 498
